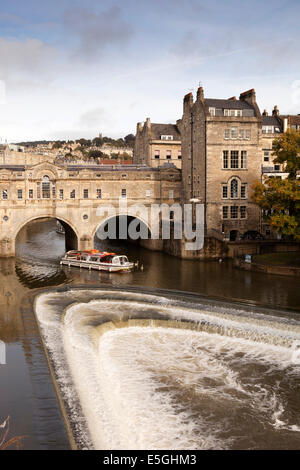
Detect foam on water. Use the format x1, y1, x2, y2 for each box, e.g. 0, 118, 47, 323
35, 289, 300, 449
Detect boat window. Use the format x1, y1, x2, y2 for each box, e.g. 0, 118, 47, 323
90, 257, 99, 262
100, 255, 113, 263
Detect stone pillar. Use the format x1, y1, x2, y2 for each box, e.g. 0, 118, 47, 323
0, 238, 15, 257
78, 236, 93, 252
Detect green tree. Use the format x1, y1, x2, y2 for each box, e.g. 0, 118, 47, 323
87, 150, 103, 160
272, 128, 300, 178
92, 136, 103, 147
75, 138, 91, 147
252, 177, 300, 240
124, 134, 135, 147
252, 129, 300, 240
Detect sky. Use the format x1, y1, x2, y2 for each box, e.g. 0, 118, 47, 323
0, 0, 299, 142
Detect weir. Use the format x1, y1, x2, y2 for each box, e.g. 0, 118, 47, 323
34, 287, 300, 450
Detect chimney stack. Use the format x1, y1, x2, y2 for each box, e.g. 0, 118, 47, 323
272, 105, 279, 116
262, 109, 268, 116
239, 88, 256, 104
184, 92, 194, 111
196, 86, 204, 101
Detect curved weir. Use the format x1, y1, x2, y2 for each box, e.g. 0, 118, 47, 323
34, 288, 300, 450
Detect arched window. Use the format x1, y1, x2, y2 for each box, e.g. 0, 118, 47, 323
42, 175, 51, 199
230, 179, 238, 198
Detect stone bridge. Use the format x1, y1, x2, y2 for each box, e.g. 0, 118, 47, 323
0, 161, 181, 257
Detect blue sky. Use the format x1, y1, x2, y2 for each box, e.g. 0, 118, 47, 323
0, 0, 299, 142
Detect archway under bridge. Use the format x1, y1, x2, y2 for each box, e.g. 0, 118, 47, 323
93, 214, 162, 252
15, 216, 79, 254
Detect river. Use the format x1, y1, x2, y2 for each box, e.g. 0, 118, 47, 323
0, 218, 299, 449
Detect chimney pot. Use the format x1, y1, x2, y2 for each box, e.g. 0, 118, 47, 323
197, 86, 204, 101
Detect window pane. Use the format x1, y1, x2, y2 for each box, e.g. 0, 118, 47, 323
240, 206, 246, 218
230, 179, 238, 198
223, 151, 228, 169
230, 206, 238, 218
241, 151, 247, 169
222, 206, 228, 219
231, 127, 238, 139
42, 175, 50, 198
230, 151, 239, 169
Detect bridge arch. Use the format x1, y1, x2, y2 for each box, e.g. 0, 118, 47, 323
14, 215, 79, 253
93, 214, 152, 242
92, 209, 163, 251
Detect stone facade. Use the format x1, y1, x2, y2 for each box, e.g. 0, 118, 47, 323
178, 87, 264, 242
0, 161, 181, 256
134, 118, 182, 168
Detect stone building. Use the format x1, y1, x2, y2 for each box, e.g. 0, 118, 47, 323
134, 118, 182, 168
261, 106, 300, 180
178, 87, 263, 242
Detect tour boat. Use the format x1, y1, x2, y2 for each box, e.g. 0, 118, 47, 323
60, 249, 135, 273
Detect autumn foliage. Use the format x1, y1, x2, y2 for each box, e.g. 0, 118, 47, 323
252, 129, 300, 240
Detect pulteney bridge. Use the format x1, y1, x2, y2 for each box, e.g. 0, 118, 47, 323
0, 161, 181, 257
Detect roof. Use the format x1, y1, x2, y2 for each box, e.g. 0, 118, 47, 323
150, 123, 181, 140
280, 115, 300, 126
204, 98, 254, 110
262, 116, 282, 128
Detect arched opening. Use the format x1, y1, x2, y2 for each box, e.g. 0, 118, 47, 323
15, 217, 78, 261
230, 179, 238, 199
94, 214, 154, 256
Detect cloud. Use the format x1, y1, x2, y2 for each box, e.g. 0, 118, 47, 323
78, 107, 111, 128
63, 5, 133, 59
0, 37, 58, 82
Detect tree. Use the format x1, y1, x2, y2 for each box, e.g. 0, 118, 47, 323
87, 150, 103, 160
252, 177, 300, 240
252, 129, 300, 240
75, 138, 91, 147
272, 128, 300, 178
124, 134, 135, 147
92, 136, 103, 147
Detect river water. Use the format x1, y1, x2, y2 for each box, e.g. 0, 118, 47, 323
0, 219, 299, 449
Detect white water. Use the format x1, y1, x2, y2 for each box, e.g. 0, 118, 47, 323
35, 289, 300, 450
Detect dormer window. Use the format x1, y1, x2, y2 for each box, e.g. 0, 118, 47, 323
224, 109, 243, 117
161, 135, 173, 140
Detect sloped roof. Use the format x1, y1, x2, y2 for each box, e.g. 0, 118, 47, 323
150, 123, 181, 140
205, 98, 254, 110
262, 115, 282, 128
280, 115, 300, 126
